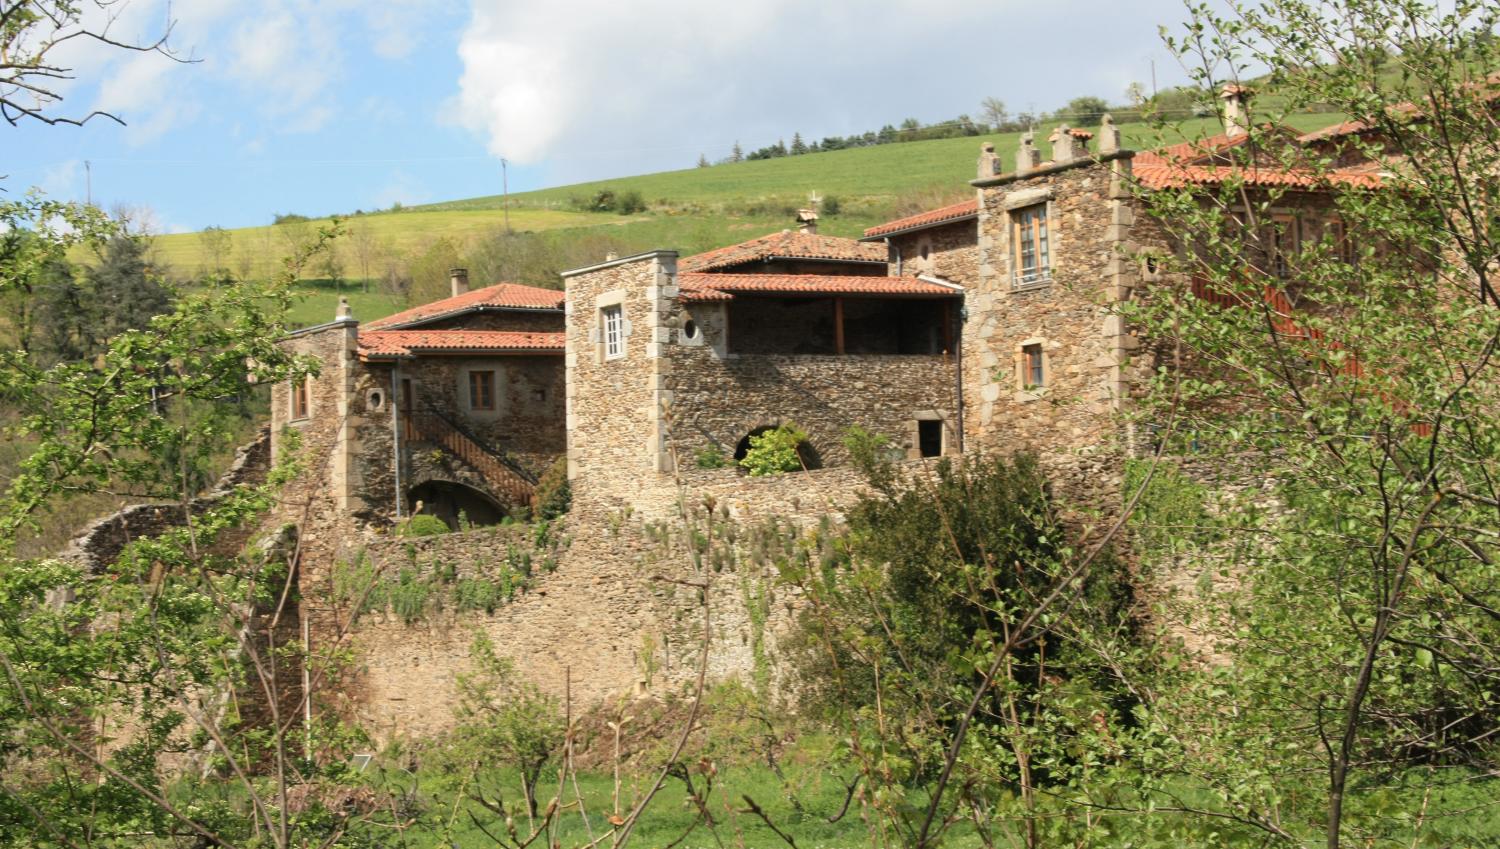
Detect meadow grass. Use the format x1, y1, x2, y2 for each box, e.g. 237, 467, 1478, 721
146, 113, 1344, 278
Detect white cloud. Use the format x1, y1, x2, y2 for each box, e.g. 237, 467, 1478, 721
453, 0, 1195, 178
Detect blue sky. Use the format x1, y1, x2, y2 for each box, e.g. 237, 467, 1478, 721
6, 0, 1200, 233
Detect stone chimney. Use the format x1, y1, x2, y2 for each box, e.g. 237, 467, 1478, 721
1098, 114, 1121, 154
449, 268, 469, 298
335, 296, 353, 322
1221, 84, 1253, 138
1016, 131, 1042, 173
1050, 124, 1083, 163
796, 208, 819, 234
977, 142, 999, 179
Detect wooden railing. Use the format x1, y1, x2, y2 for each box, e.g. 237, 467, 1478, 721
406, 412, 536, 507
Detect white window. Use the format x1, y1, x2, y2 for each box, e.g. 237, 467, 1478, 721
602, 305, 625, 360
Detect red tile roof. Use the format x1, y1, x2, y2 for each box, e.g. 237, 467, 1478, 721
863, 199, 979, 239
677, 230, 886, 272
678, 272, 960, 302
358, 329, 564, 360
1133, 162, 1383, 190
364, 282, 565, 330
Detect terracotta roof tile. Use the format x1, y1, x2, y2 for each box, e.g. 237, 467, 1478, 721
863, 199, 979, 239
1133, 162, 1383, 190
364, 282, 564, 330
358, 330, 564, 360
677, 231, 886, 272
678, 272, 960, 302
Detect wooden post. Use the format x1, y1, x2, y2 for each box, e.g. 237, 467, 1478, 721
834, 297, 845, 355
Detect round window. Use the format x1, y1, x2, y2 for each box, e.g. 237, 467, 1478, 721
682, 319, 699, 341
367, 389, 385, 412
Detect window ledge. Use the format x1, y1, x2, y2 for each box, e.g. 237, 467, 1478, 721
1013, 387, 1049, 403
1011, 277, 1053, 293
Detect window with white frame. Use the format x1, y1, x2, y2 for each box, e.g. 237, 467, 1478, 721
602, 305, 625, 360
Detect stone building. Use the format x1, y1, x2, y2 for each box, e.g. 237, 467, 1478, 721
270, 271, 566, 529
240, 92, 1400, 731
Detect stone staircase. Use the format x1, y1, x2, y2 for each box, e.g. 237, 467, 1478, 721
407, 411, 537, 507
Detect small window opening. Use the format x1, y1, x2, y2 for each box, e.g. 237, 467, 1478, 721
917, 420, 943, 458
920, 242, 932, 261
682, 319, 698, 340
603, 305, 625, 360
1145, 254, 1159, 274
1022, 343, 1045, 389
469, 370, 495, 410
368, 389, 385, 412
291, 378, 310, 419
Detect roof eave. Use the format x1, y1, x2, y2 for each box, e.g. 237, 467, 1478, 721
368, 302, 564, 331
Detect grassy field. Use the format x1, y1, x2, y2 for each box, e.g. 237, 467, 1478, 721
147, 112, 1345, 285
148, 208, 639, 281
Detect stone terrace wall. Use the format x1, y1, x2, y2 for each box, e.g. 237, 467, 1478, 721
666, 351, 959, 469
60, 427, 272, 571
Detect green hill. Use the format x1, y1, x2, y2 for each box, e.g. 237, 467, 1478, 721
150, 111, 1342, 327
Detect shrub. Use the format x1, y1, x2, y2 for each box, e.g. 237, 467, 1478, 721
695, 446, 729, 469
534, 456, 570, 519
616, 189, 647, 215
821, 195, 842, 216
395, 514, 449, 537
740, 423, 808, 476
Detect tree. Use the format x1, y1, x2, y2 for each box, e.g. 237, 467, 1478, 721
980, 95, 1009, 129
696, 152, 710, 168
453, 634, 565, 819
789, 132, 807, 155
347, 220, 378, 293
730, 141, 743, 162
87, 235, 172, 345
1063, 95, 1109, 126
1109, 2, 1500, 845
0, 1, 186, 127
197, 225, 233, 278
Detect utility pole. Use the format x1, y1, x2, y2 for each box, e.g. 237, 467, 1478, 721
1151, 58, 1158, 98
501, 157, 511, 233
85, 159, 92, 206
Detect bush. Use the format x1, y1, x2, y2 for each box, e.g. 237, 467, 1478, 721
821, 195, 842, 216
395, 514, 449, 537
534, 456, 570, 519
695, 446, 729, 469
740, 423, 808, 476
616, 190, 647, 215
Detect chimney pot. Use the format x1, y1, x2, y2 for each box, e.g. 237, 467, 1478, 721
1220, 84, 1253, 138
1098, 114, 1121, 153
796, 208, 819, 234
335, 296, 353, 321
1015, 131, 1042, 173
977, 142, 999, 179
1050, 124, 1082, 163
449, 268, 469, 298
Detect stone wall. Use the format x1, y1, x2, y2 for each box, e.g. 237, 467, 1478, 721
60, 427, 272, 571
665, 350, 959, 468
888, 214, 980, 287
400, 353, 565, 476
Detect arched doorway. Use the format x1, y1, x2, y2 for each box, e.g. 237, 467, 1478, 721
408, 480, 507, 530
732, 425, 822, 470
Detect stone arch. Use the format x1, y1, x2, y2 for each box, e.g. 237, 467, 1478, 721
732, 424, 823, 471
408, 479, 507, 530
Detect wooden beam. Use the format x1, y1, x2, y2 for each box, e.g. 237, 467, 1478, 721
834, 297, 845, 355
